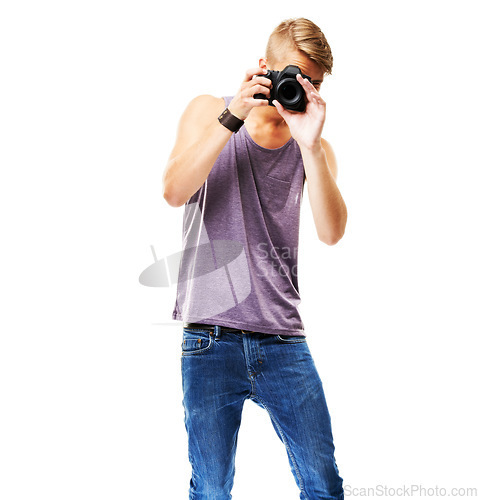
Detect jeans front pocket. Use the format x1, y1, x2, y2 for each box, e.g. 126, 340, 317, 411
181, 328, 213, 356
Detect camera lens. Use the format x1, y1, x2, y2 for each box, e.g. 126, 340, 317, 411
281, 83, 298, 101
277, 78, 302, 107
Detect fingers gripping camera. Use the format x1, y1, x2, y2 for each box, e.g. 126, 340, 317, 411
253, 65, 312, 112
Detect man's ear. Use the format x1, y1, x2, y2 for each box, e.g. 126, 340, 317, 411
259, 57, 268, 70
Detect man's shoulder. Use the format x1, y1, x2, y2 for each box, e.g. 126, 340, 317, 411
173, 95, 227, 145
182, 94, 226, 120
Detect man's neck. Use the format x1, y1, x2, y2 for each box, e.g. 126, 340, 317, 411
246, 105, 288, 130
244, 105, 292, 149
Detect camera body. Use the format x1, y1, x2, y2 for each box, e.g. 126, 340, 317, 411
254, 65, 312, 112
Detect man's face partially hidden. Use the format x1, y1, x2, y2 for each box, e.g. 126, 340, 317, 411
260, 50, 325, 93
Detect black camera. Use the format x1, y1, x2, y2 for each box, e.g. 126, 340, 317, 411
254, 64, 312, 112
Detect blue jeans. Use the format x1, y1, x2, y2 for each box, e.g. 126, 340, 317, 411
181, 325, 344, 500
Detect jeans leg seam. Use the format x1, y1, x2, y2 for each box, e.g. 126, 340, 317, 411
253, 395, 307, 498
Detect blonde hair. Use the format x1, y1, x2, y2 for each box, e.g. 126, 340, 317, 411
265, 18, 333, 75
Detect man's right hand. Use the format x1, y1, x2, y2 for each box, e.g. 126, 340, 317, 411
228, 67, 272, 121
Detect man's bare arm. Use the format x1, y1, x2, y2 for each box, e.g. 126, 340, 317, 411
273, 76, 347, 245
162, 68, 271, 207
320, 138, 338, 181
162, 95, 231, 207
302, 140, 347, 245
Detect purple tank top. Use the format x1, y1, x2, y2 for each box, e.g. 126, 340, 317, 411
171, 96, 306, 336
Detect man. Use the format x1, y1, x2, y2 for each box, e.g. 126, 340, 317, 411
163, 17, 347, 500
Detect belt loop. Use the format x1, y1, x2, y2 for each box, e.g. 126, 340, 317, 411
214, 325, 221, 339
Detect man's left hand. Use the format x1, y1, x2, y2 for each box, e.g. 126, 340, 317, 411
273, 74, 326, 152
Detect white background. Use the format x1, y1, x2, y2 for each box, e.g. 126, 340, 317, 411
1, 0, 477, 498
